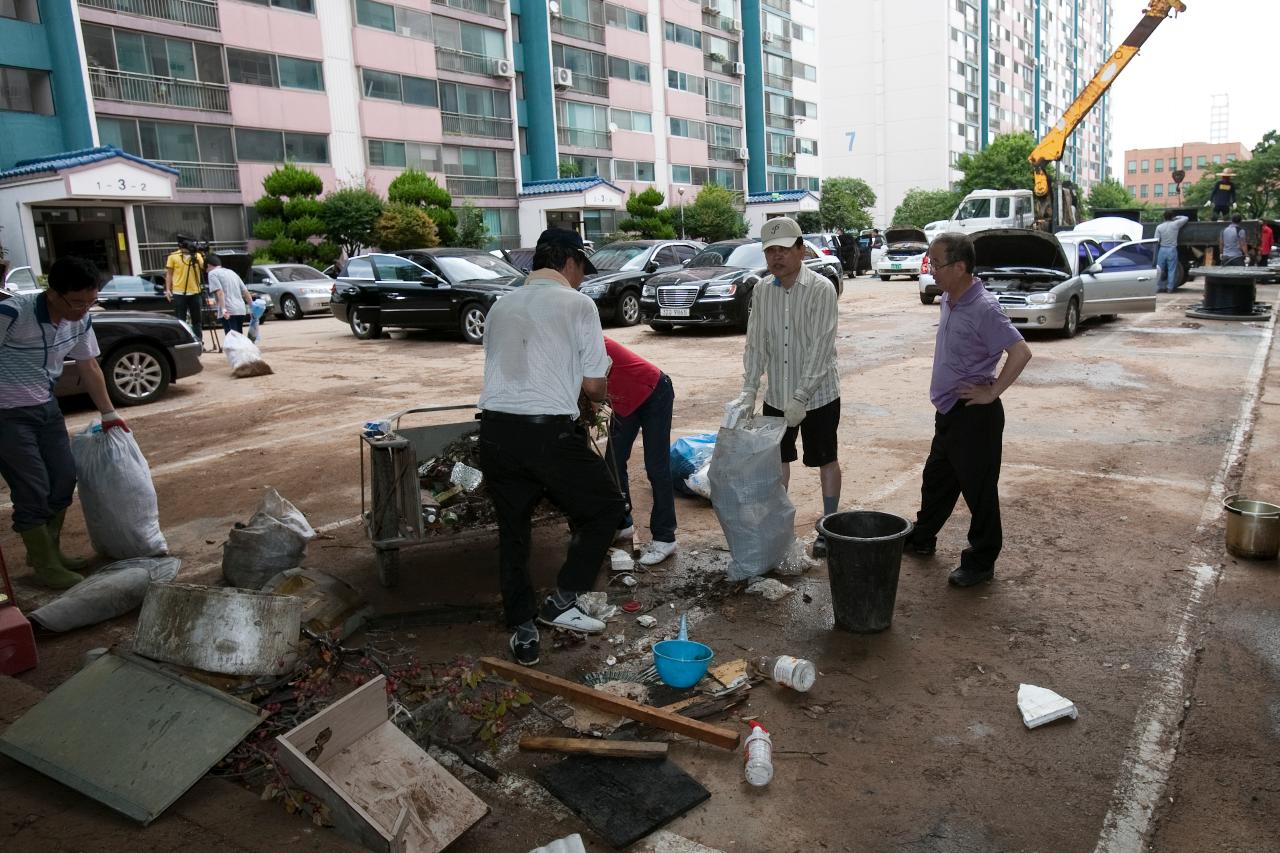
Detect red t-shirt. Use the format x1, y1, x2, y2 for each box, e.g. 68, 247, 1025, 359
1261, 223, 1274, 256
604, 337, 662, 417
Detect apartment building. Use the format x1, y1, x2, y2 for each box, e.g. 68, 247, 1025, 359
0, 0, 826, 274
818, 0, 1113, 226
1123, 141, 1251, 208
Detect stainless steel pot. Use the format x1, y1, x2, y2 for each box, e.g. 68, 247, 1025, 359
1223, 495, 1280, 560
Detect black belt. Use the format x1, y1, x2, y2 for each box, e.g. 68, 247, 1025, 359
481, 411, 576, 424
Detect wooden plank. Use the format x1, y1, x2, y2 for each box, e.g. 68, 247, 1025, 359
519, 736, 668, 759
276, 739, 389, 853
479, 657, 740, 750
281, 675, 386, 763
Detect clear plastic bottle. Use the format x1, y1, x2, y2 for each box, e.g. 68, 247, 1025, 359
754, 655, 817, 692
743, 721, 774, 787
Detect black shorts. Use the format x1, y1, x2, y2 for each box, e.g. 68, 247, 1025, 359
762, 397, 840, 467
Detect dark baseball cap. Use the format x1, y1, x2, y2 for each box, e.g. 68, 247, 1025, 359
536, 227, 598, 275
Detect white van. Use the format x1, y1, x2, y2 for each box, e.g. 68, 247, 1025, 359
947, 189, 1035, 234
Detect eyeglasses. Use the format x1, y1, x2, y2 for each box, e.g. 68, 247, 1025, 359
928, 257, 960, 271
56, 291, 98, 311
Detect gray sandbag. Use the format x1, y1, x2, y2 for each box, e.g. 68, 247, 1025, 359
70, 424, 168, 559
221, 488, 316, 589
29, 557, 181, 632
707, 416, 797, 581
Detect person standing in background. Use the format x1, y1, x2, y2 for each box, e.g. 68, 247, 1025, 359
205, 254, 252, 335
165, 236, 204, 347
1210, 168, 1237, 220
1154, 210, 1188, 292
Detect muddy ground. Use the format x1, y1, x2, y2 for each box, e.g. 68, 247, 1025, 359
3, 276, 1279, 853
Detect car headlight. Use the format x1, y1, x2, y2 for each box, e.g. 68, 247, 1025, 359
704, 282, 738, 297
1027, 292, 1058, 305
580, 283, 607, 298
642, 284, 656, 298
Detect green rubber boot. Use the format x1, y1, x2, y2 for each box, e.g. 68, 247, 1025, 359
19, 525, 84, 590
48, 509, 90, 572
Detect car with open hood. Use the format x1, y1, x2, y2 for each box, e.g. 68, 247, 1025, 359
330, 249, 523, 343
578, 240, 703, 326
638, 238, 842, 332
876, 226, 930, 280
967, 228, 1158, 337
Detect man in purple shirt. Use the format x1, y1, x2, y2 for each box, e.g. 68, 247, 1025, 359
904, 233, 1032, 587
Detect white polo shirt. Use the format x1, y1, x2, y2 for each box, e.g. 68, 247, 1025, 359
478, 268, 610, 416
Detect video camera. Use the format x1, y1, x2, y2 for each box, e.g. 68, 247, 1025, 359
175, 233, 211, 255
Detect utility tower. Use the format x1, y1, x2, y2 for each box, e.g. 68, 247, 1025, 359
1209, 94, 1229, 145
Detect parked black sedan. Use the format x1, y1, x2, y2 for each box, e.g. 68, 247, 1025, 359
96, 274, 171, 312
0, 289, 203, 406
639, 239, 843, 332
330, 249, 523, 343
578, 240, 704, 326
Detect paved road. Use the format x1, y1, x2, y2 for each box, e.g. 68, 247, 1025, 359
3, 277, 1278, 852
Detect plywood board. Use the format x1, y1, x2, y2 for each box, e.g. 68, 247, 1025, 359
0, 650, 260, 824
519, 737, 668, 759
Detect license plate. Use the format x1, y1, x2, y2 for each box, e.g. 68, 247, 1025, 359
660, 307, 690, 317
892, 263, 903, 270
319, 301, 329, 308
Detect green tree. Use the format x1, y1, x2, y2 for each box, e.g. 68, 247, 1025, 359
795, 211, 823, 233
252, 164, 337, 265
558, 160, 583, 178
388, 169, 457, 244
892, 188, 962, 227
375, 202, 439, 251
455, 202, 489, 249
955, 132, 1039, 195
683, 184, 748, 242
321, 187, 384, 257
818, 177, 876, 232
619, 187, 677, 239
1187, 132, 1280, 218
1082, 177, 1138, 218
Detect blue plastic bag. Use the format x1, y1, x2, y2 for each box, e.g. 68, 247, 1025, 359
670, 433, 716, 495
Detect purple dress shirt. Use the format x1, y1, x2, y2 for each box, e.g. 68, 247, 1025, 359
930, 279, 1025, 414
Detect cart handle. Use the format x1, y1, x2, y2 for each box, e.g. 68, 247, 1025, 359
388, 404, 478, 431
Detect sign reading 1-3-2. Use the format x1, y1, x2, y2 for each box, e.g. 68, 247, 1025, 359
65, 162, 175, 200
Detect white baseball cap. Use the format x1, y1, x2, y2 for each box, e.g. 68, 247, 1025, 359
760, 216, 803, 250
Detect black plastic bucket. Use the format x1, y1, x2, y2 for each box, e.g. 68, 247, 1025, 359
817, 511, 913, 633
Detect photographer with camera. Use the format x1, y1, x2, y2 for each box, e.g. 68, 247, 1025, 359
165, 235, 205, 348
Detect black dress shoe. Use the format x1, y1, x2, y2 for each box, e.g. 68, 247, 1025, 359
904, 535, 936, 556
948, 565, 994, 587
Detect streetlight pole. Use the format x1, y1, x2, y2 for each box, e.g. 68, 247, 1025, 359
678, 187, 686, 239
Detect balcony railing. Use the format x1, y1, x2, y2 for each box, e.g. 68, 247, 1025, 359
435, 47, 503, 76
708, 145, 740, 163
706, 100, 742, 121
766, 113, 793, 131
763, 72, 792, 91
702, 11, 739, 33
140, 240, 245, 271
431, 0, 505, 19
767, 153, 795, 169
80, 0, 219, 30
557, 127, 610, 149
550, 16, 605, 45
704, 56, 738, 76
444, 175, 517, 198
763, 0, 790, 12
562, 72, 608, 98
763, 34, 792, 53
89, 67, 230, 112
441, 112, 513, 139
163, 161, 240, 191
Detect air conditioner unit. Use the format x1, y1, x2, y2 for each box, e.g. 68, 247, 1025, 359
725, 18, 741, 33
735, 147, 750, 161
701, 3, 718, 13
493, 58, 515, 78
763, 32, 774, 43
732, 61, 745, 76
553, 66, 573, 89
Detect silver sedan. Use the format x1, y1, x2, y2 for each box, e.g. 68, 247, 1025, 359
248, 263, 334, 320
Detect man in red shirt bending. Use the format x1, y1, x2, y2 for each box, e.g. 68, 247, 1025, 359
604, 338, 677, 565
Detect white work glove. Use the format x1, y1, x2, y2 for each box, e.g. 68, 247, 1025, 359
783, 399, 807, 428
723, 390, 756, 428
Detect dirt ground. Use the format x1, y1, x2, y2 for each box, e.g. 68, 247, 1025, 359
3, 275, 1280, 853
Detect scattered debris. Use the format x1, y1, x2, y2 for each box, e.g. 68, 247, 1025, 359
745, 577, 795, 602
528, 834, 588, 853
637, 614, 658, 628
1017, 683, 1079, 729
610, 548, 635, 572
519, 736, 667, 759
449, 461, 484, 492
221, 487, 316, 589
577, 591, 617, 621
564, 681, 650, 735
261, 568, 370, 640
622, 600, 644, 613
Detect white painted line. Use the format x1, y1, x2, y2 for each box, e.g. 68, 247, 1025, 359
1094, 305, 1277, 852
1003, 462, 1204, 493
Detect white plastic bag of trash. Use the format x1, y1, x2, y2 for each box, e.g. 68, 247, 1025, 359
222, 330, 273, 378
1017, 683, 1079, 729
528, 834, 586, 853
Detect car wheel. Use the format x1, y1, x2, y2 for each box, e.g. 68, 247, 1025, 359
616, 290, 641, 326
460, 303, 488, 344
103, 344, 171, 407
880, 274, 891, 281
920, 293, 936, 305
1060, 298, 1080, 338
648, 321, 673, 332
281, 294, 303, 320
349, 309, 381, 340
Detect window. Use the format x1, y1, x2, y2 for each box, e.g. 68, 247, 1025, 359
552, 43, 607, 84
670, 164, 708, 185
663, 20, 701, 49
707, 79, 740, 106
438, 81, 512, 119
1212, 154, 1222, 164
612, 159, 655, 181
241, 0, 314, 11
1183, 156, 1192, 168
372, 254, 428, 281
560, 154, 610, 178
234, 128, 329, 163
355, 0, 431, 39
1168, 183, 1177, 195
345, 257, 374, 279
0, 0, 39, 22
367, 139, 442, 171
607, 57, 649, 83
668, 117, 705, 140
1197, 155, 1207, 167
1139, 184, 1149, 198
227, 49, 324, 91
666, 70, 704, 95
1227, 153, 1237, 162
610, 108, 652, 133
83, 24, 224, 84
1140, 159, 1149, 172
1100, 242, 1155, 271
707, 122, 740, 148
100, 117, 233, 164
361, 68, 437, 106
0, 66, 52, 115
1153, 184, 1163, 197
707, 167, 743, 190
433, 16, 505, 59
605, 2, 646, 32
795, 138, 817, 156
1154, 158, 1163, 172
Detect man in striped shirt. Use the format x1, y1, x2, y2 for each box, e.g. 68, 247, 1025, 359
730, 217, 842, 557
0, 257, 130, 589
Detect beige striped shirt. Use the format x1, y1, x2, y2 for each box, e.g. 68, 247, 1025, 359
742, 265, 840, 410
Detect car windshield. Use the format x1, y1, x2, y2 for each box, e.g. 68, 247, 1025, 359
804, 234, 829, 248
434, 254, 521, 281
955, 198, 992, 220
589, 245, 649, 271
270, 265, 328, 282
688, 243, 764, 269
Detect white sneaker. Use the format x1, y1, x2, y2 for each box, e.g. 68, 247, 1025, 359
537, 598, 607, 634
638, 540, 678, 566
614, 525, 636, 542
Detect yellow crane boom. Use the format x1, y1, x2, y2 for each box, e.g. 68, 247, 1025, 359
1030, 0, 1186, 229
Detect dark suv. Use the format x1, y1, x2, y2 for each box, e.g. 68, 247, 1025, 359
639, 239, 842, 332
330, 249, 523, 343
579, 240, 703, 326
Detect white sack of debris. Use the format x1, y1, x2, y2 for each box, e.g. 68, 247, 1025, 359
1017, 683, 1078, 729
